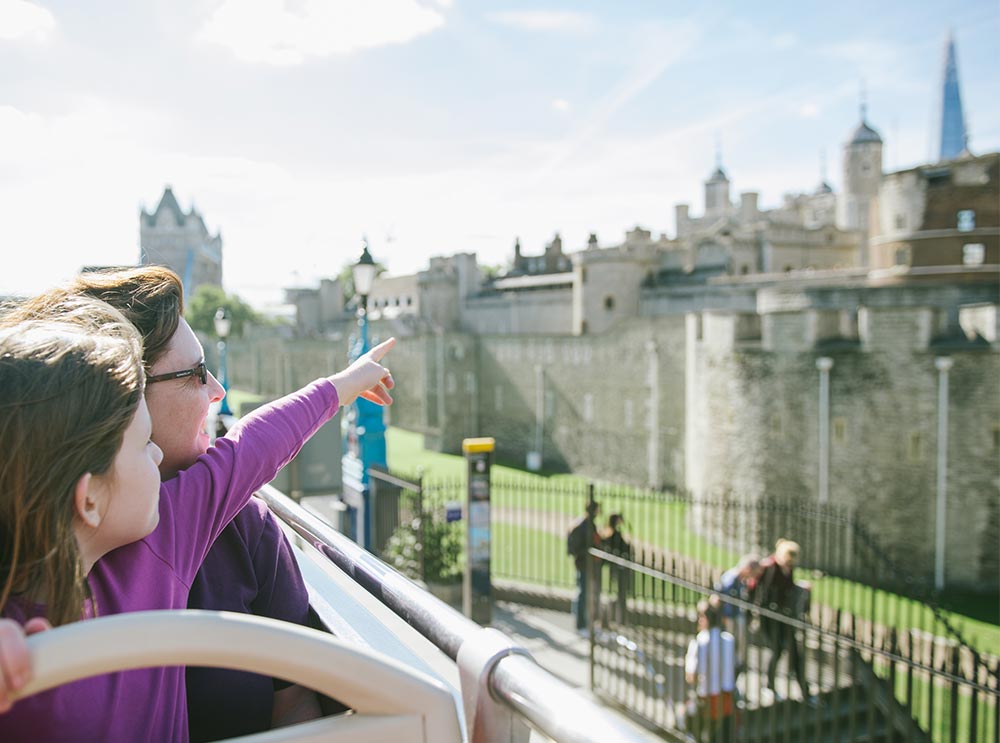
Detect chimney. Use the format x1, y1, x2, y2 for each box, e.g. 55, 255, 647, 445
675, 204, 690, 238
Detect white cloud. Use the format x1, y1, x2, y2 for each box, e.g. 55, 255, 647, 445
198, 0, 446, 65
551, 98, 571, 112
0, 0, 54, 42
487, 10, 596, 33
798, 102, 820, 118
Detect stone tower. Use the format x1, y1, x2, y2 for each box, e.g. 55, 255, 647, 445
836, 103, 883, 265
704, 162, 731, 218
140, 186, 223, 299
938, 32, 968, 161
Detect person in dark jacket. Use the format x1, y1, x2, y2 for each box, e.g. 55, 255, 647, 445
601, 513, 632, 624
567, 501, 600, 634
751, 538, 812, 701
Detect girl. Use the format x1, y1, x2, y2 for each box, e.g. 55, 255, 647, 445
5, 267, 321, 740
0, 298, 394, 742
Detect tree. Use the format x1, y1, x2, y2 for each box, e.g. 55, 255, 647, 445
186, 284, 260, 338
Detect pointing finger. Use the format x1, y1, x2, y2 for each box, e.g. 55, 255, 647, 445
367, 337, 396, 362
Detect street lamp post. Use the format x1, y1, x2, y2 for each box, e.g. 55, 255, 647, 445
341, 239, 386, 549
214, 307, 232, 417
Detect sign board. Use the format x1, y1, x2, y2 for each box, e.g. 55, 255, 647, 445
462, 437, 495, 625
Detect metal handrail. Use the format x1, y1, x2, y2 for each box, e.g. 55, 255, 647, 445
258, 484, 662, 743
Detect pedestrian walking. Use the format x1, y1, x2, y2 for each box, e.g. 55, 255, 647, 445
600, 513, 632, 624
567, 500, 600, 635
685, 600, 737, 742
750, 538, 814, 703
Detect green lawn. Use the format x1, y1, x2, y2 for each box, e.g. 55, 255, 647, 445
386, 427, 1000, 654
886, 657, 997, 743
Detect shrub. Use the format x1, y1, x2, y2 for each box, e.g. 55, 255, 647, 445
383, 511, 464, 585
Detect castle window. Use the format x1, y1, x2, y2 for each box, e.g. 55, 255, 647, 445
957, 210, 975, 232
832, 417, 847, 444
464, 372, 476, 394
604, 295, 615, 311
894, 247, 911, 266
963, 243, 985, 265
406, 296, 413, 306
907, 432, 923, 463
740, 265, 749, 275
783, 265, 793, 272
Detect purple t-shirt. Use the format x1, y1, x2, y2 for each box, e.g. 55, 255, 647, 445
186, 497, 311, 742
0, 379, 338, 743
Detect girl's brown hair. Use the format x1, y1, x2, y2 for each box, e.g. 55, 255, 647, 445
0, 303, 144, 626
1, 265, 184, 371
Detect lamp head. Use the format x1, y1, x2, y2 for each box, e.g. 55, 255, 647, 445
353, 239, 377, 298
213, 307, 232, 339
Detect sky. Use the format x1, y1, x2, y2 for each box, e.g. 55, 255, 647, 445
1, 0, 998, 310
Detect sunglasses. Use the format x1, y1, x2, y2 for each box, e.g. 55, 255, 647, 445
147, 361, 208, 386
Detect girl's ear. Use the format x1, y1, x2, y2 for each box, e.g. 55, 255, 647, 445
74, 473, 103, 529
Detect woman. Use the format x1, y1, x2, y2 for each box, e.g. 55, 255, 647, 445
0, 299, 394, 741
750, 538, 811, 701
4, 267, 323, 739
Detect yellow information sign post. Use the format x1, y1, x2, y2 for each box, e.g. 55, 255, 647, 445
462, 437, 495, 625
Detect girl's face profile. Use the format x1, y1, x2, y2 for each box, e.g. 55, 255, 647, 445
88, 398, 164, 552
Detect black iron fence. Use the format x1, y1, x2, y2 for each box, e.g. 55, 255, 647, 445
367, 467, 998, 688
589, 548, 1000, 743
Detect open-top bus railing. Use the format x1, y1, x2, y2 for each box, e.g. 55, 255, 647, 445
258, 484, 663, 743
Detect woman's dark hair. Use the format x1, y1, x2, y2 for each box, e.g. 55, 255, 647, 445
1, 266, 184, 371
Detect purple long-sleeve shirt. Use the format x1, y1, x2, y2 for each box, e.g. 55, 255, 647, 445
0, 379, 338, 743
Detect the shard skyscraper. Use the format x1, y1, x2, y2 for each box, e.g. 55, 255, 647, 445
938, 33, 967, 161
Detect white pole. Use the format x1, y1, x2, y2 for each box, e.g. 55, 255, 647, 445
531, 364, 544, 470
645, 340, 659, 488
934, 356, 953, 591
816, 357, 834, 503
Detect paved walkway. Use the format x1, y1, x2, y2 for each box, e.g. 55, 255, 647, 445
490, 601, 663, 740
492, 601, 592, 687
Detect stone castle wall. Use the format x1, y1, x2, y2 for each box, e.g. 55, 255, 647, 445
689, 303, 999, 587
226, 300, 998, 588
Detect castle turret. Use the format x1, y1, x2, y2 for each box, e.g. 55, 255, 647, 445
836, 102, 883, 265
705, 164, 731, 218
